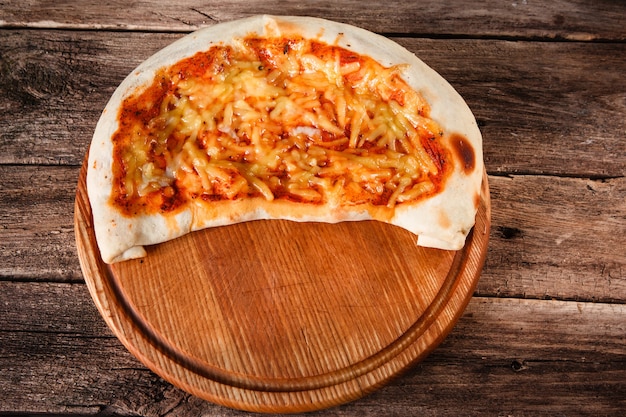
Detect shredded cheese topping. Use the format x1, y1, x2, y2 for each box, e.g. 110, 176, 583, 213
111, 35, 449, 216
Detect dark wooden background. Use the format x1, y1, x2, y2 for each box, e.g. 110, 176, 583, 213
1, 1, 625, 415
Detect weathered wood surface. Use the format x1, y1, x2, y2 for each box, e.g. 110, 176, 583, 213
1, 0, 625, 415
1, 30, 625, 177
1, 0, 625, 40
2, 165, 624, 302
2, 282, 625, 416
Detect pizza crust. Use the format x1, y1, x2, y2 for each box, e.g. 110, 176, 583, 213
87, 15, 483, 264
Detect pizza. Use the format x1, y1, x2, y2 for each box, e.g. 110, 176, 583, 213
87, 15, 483, 264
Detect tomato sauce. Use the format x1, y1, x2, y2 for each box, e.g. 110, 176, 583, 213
110, 35, 451, 216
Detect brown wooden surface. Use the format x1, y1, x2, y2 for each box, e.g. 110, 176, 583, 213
75, 156, 489, 412
1, 1, 625, 416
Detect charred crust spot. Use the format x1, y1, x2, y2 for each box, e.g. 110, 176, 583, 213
438, 211, 451, 229
474, 191, 481, 209
450, 133, 475, 174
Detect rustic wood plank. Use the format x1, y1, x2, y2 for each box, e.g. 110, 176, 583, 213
0, 31, 174, 166
0, 165, 81, 281
411, 39, 626, 179
482, 174, 626, 302
1, 282, 624, 416
1, 30, 625, 177
0, 282, 170, 415
380, 297, 626, 417
1, 165, 624, 302
1, 0, 625, 40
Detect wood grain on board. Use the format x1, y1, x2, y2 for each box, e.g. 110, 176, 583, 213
72, 153, 490, 412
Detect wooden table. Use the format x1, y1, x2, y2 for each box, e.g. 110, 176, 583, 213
1, 1, 625, 415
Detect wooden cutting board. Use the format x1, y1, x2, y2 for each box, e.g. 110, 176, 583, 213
75, 156, 490, 413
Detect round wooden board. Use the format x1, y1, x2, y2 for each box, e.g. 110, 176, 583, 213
75, 157, 490, 413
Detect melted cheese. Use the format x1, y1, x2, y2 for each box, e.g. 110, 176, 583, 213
111, 35, 449, 216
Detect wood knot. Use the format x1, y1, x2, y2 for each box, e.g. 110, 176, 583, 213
496, 226, 523, 240
511, 359, 528, 372
1, 51, 70, 107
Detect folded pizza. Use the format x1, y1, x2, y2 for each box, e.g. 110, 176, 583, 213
87, 15, 484, 264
